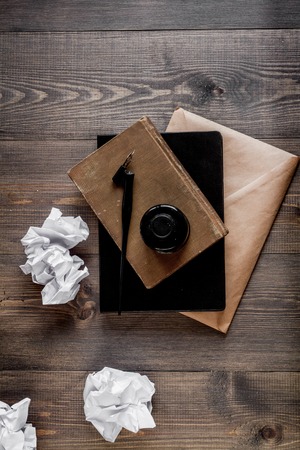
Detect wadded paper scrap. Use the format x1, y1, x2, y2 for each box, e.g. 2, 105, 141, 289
83, 367, 156, 442
0, 398, 36, 450
20, 207, 89, 305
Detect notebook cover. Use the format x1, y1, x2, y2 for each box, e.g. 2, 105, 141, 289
68, 117, 227, 289
98, 131, 226, 312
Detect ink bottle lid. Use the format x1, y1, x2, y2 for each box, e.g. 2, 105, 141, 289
140, 204, 190, 254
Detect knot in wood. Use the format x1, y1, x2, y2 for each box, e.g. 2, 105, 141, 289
260, 424, 283, 443
77, 300, 96, 320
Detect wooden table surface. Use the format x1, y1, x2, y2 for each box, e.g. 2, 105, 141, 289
1, 1, 299, 449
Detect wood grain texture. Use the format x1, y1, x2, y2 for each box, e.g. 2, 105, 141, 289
0, 371, 299, 449
1, 254, 299, 372
0, 2, 299, 448
0, 0, 299, 31
1, 30, 299, 139
1, 140, 298, 255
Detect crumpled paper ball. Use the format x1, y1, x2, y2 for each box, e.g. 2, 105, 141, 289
0, 398, 36, 450
83, 367, 156, 442
20, 207, 89, 305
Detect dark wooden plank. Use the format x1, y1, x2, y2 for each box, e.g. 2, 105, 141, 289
1, 253, 299, 372
1, 140, 298, 254
1, 195, 297, 255
0, 253, 99, 304
0, 140, 97, 183
0, 203, 99, 255
1, 31, 299, 139
1, 140, 299, 182
0, 140, 98, 259
0, 0, 299, 31
5, 250, 299, 304
0, 371, 299, 449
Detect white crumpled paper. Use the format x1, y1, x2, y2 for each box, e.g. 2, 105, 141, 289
83, 367, 156, 443
0, 398, 36, 450
20, 207, 89, 305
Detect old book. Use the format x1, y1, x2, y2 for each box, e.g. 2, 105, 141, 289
68, 117, 227, 289
98, 131, 226, 311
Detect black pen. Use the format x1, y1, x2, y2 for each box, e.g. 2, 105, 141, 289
112, 152, 135, 315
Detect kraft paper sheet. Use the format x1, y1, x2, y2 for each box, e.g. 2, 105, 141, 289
166, 108, 299, 333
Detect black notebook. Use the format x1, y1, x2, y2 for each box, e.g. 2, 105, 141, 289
97, 131, 226, 312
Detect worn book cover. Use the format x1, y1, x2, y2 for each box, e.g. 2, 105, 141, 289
68, 117, 227, 288
98, 131, 226, 311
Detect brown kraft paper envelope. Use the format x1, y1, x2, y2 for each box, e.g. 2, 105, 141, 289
166, 108, 299, 333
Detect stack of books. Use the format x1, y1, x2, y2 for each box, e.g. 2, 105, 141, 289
68, 117, 228, 312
